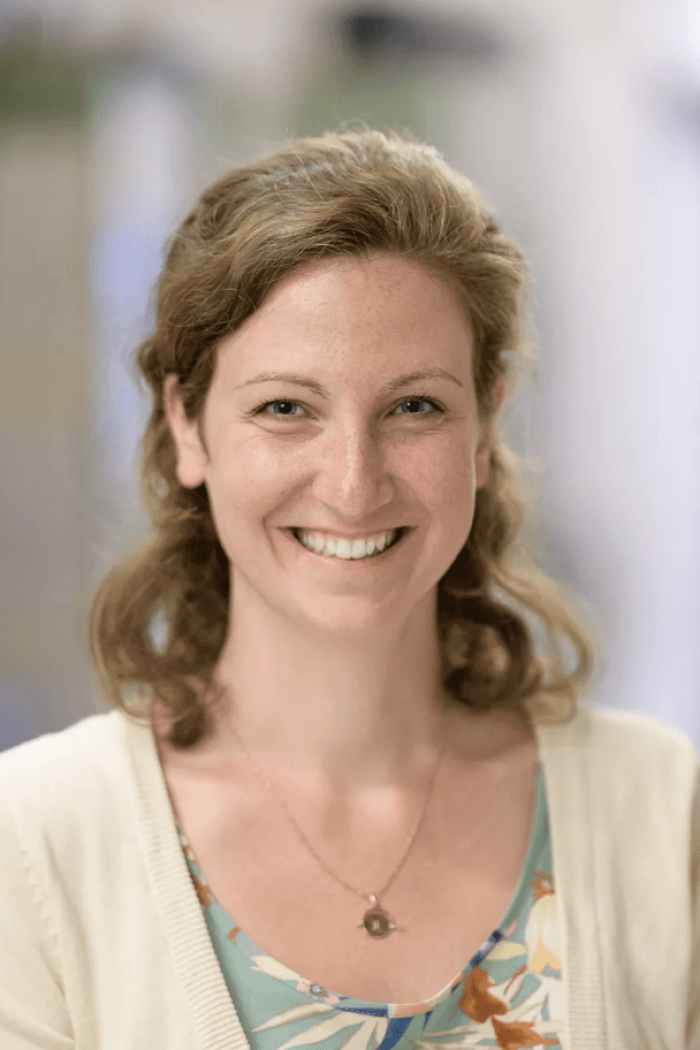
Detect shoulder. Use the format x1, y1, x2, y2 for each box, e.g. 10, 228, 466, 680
535, 701, 700, 825
0, 709, 124, 772
0, 709, 156, 909
0, 710, 134, 823
544, 701, 698, 763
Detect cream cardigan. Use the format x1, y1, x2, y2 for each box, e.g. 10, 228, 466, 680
0, 701, 698, 1050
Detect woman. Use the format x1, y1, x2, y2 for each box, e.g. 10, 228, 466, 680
1, 126, 698, 1050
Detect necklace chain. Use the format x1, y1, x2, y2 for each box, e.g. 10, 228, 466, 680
227, 714, 448, 907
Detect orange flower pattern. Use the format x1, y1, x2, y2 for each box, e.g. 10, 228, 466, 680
175, 763, 567, 1049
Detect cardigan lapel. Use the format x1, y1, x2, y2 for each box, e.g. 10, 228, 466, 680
122, 711, 253, 1050
534, 707, 607, 1049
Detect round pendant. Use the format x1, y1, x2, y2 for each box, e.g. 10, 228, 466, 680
362, 904, 392, 938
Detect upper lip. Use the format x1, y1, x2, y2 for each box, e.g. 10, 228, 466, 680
287, 526, 408, 538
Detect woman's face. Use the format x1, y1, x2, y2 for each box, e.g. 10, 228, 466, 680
164, 253, 501, 633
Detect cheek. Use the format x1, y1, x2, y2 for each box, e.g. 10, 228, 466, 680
416, 439, 475, 504
433, 453, 478, 528
203, 454, 291, 550
441, 481, 477, 541
409, 451, 475, 560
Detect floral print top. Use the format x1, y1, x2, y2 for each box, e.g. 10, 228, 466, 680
175, 762, 567, 1049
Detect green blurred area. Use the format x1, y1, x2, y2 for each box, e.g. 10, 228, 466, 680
0, 33, 87, 123
291, 41, 434, 141
0, 22, 436, 144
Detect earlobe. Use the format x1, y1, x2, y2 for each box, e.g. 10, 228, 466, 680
475, 439, 493, 491
163, 374, 208, 489
475, 379, 505, 490
490, 377, 507, 418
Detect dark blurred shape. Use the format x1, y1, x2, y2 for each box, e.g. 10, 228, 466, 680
337, 4, 509, 63
0, 24, 85, 123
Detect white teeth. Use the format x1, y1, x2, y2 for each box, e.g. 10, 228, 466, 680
296, 529, 399, 559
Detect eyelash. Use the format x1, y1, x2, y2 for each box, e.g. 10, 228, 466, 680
250, 393, 447, 422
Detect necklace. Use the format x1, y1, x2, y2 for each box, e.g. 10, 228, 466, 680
227, 709, 449, 938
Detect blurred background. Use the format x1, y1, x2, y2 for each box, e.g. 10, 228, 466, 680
1, 0, 699, 751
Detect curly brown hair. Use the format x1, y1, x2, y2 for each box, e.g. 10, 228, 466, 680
88, 124, 605, 748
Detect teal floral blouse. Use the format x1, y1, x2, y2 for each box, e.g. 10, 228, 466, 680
175, 763, 566, 1049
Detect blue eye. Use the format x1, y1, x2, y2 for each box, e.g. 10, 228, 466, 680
251, 396, 446, 420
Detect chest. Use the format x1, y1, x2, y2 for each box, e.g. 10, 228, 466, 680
158, 739, 539, 1005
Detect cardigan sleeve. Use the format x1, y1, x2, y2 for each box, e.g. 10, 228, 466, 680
687, 751, 700, 1049
0, 799, 75, 1049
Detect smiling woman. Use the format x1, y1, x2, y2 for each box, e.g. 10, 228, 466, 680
92, 124, 617, 1027
2, 124, 698, 1050
90, 128, 603, 749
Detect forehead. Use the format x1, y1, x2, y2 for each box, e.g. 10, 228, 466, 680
259, 254, 462, 314
215, 254, 473, 376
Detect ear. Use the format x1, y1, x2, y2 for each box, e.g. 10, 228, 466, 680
474, 377, 506, 491
163, 374, 209, 488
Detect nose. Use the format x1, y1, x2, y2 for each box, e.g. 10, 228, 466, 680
309, 425, 396, 523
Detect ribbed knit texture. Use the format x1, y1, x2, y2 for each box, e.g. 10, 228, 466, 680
125, 713, 251, 1050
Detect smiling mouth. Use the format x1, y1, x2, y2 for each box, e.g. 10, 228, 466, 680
287, 527, 409, 558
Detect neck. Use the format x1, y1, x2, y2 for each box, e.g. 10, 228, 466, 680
204, 585, 452, 798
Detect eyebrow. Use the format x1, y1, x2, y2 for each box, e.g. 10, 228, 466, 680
236, 368, 465, 398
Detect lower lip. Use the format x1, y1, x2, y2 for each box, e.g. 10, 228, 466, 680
281, 528, 411, 571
